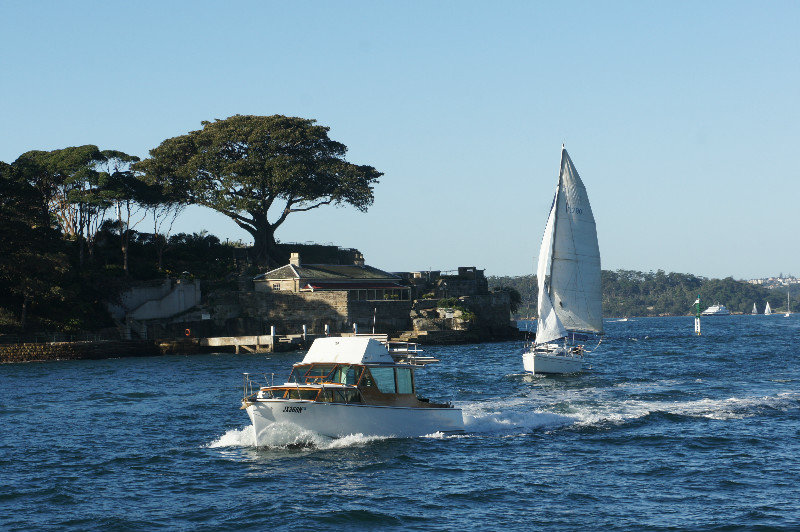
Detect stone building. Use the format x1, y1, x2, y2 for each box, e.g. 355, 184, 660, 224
241, 252, 412, 334
395, 266, 489, 299
254, 252, 411, 301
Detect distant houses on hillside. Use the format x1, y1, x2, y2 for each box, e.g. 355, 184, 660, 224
746, 276, 800, 289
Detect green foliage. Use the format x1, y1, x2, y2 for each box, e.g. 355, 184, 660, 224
488, 270, 789, 317
436, 297, 460, 308
436, 298, 476, 322
0, 161, 71, 331
135, 115, 383, 265
494, 286, 522, 313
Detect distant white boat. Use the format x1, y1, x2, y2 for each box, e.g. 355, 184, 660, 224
765, 302, 772, 315
785, 293, 791, 318
751, 303, 758, 315
522, 146, 602, 375
701, 303, 730, 316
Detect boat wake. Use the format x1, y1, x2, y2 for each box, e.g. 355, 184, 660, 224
207, 423, 389, 450
451, 390, 800, 437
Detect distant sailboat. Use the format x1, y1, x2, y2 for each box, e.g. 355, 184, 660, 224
785, 293, 791, 318
752, 303, 758, 315
765, 302, 772, 315
522, 146, 602, 374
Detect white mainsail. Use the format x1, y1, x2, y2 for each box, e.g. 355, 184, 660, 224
752, 303, 757, 315
765, 302, 772, 315
535, 147, 603, 345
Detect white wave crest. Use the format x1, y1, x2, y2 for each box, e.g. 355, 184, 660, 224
455, 391, 800, 436
458, 398, 574, 435
207, 423, 388, 450
207, 425, 256, 448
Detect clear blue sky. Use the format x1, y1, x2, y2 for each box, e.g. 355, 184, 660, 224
2, 1, 798, 279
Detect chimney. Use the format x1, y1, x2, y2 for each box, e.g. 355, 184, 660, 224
353, 252, 365, 266
290, 252, 301, 267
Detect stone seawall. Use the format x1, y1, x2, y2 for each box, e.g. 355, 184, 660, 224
0, 340, 160, 364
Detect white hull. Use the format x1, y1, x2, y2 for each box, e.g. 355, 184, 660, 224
246, 399, 464, 443
522, 350, 583, 374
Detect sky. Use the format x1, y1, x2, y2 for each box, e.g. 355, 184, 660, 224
1, 1, 798, 279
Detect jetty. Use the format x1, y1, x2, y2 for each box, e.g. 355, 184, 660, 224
198, 334, 308, 353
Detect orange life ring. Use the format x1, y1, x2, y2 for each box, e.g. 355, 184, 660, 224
185, 328, 191, 337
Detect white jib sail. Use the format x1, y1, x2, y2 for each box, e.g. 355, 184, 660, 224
536, 195, 568, 344
765, 302, 772, 315
752, 303, 757, 314
547, 148, 604, 336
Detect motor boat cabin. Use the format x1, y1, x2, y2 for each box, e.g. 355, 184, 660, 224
242, 337, 464, 442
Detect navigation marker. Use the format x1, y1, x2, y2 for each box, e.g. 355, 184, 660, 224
694, 295, 701, 336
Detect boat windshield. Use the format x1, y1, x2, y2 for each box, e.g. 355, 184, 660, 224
330, 365, 361, 385
297, 364, 335, 382
289, 364, 364, 385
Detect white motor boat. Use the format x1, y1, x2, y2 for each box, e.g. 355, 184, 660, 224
522, 146, 603, 375
242, 337, 464, 443
701, 303, 730, 316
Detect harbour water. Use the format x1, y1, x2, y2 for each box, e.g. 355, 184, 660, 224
2, 316, 799, 530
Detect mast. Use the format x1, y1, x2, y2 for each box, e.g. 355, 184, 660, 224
547, 145, 565, 301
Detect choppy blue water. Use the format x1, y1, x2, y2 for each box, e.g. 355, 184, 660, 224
2, 316, 800, 531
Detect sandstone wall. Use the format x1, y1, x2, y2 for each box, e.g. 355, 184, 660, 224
0, 340, 160, 363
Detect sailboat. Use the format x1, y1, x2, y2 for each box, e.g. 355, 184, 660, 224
765, 302, 772, 315
522, 146, 603, 374
751, 303, 758, 315
785, 293, 791, 317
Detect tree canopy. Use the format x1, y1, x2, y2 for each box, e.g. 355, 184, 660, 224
488, 269, 792, 318
134, 115, 383, 266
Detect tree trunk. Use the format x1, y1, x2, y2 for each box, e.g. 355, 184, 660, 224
156, 234, 166, 270
251, 225, 281, 267
122, 231, 129, 274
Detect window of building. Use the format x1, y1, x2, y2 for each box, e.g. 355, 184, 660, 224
272, 283, 281, 290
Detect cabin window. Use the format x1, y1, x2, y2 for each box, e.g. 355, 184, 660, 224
395, 367, 413, 394
359, 368, 376, 388
318, 389, 362, 403
331, 365, 359, 385
370, 367, 396, 394
288, 389, 319, 400
303, 364, 335, 382
340, 389, 361, 403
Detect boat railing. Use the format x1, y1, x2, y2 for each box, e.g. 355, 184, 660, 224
242, 372, 273, 402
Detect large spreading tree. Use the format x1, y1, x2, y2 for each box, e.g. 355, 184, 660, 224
134, 115, 383, 266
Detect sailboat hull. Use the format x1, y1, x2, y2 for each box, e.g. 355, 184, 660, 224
522, 350, 583, 374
